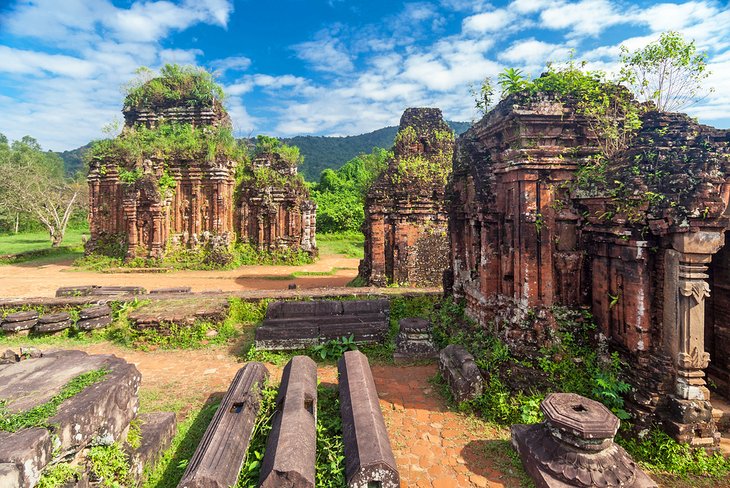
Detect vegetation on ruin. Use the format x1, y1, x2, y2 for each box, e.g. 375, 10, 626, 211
124, 64, 226, 109
37, 463, 81, 488
620, 31, 711, 113
88, 442, 133, 487
87, 122, 245, 170
427, 298, 730, 481
0, 134, 88, 247
310, 148, 389, 234
0, 368, 108, 432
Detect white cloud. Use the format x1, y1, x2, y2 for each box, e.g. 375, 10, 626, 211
293, 29, 354, 73
0, 46, 98, 78
501, 39, 573, 65
209, 56, 252, 75
539, 0, 631, 36
463, 9, 515, 33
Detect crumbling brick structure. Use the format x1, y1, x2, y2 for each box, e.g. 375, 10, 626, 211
359, 108, 454, 286
237, 151, 317, 254
449, 93, 730, 446
87, 94, 315, 260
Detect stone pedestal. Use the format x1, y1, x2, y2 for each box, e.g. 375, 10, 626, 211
512, 393, 656, 488
394, 318, 437, 362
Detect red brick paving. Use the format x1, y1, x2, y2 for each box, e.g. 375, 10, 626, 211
371, 364, 514, 488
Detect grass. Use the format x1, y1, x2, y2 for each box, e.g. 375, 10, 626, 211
317, 232, 364, 259
0, 227, 88, 265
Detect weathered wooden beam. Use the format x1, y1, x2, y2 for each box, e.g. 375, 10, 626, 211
259, 356, 317, 488
178, 362, 268, 488
338, 350, 400, 488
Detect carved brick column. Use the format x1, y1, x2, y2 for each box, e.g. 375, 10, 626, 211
664, 231, 725, 446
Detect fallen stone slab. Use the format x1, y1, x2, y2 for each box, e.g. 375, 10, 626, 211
128, 412, 177, 484
0, 350, 141, 457
338, 350, 400, 488
0, 428, 52, 488
34, 320, 72, 333
259, 356, 317, 488
2, 319, 38, 333
95, 286, 147, 296
56, 286, 95, 297
255, 322, 319, 350
150, 287, 192, 294
512, 393, 657, 488
77, 315, 113, 331
178, 362, 269, 488
439, 344, 483, 403
3, 310, 39, 323
79, 305, 112, 320
341, 299, 389, 315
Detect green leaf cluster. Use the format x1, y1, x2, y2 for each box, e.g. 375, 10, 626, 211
311, 335, 357, 360
88, 442, 133, 488
124, 64, 225, 110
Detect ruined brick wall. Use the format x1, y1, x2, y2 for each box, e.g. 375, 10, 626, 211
87, 98, 238, 260
449, 98, 730, 444
359, 108, 454, 286
449, 94, 598, 322
236, 152, 317, 254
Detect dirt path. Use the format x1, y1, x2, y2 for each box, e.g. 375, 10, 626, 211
0, 254, 359, 298
65, 343, 518, 488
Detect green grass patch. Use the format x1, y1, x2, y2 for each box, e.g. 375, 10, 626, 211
0, 369, 108, 432
88, 442, 133, 488
317, 232, 364, 259
143, 399, 221, 488
0, 227, 88, 255
37, 463, 81, 488
236, 383, 345, 487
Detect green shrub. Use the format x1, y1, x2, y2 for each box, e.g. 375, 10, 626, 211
124, 64, 225, 109
88, 443, 133, 488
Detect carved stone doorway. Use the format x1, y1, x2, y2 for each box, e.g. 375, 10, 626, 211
706, 230, 730, 400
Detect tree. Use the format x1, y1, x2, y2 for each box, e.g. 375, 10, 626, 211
0, 137, 87, 246
470, 77, 495, 115
620, 31, 711, 112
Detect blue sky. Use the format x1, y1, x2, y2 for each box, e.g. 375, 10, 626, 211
0, 0, 729, 151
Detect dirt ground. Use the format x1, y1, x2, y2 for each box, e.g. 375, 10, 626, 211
0, 254, 359, 298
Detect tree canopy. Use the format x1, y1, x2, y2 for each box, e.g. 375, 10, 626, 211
124, 64, 226, 109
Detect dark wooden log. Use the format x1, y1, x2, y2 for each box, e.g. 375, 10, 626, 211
338, 350, 400, 488
259, 356, 317, 488
178, 362, 268, 488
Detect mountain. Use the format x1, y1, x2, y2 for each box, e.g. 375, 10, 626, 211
55, 121, 472, 181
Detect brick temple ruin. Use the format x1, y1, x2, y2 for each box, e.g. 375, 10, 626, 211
359, 107, 454, 286
448, 92, 730, 446
86, 98, 315, 260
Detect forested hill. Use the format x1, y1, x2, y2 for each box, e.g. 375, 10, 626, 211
285, 121, 470, 180
56, 121, 471, 181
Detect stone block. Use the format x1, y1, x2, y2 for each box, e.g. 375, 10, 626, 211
95, 286, 147, 296
338, 350, 400, 488
56, 286, 95, 297
0, 428, 53, 488
79, 305, 112, 320
438, 345, 483, 402
394, 318, 437, 361
128, 412, 177, 484
77, 315, 113, 331
254, 322, 319, 350
1, 349, 19, 364
259, 356, 317, 488
341, 299, 389, 315
34, 320, 72, 333
150, 287, 192, 294
3, 311, 39, 323
2, 319, 38, 332
178, 362, 268, 488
